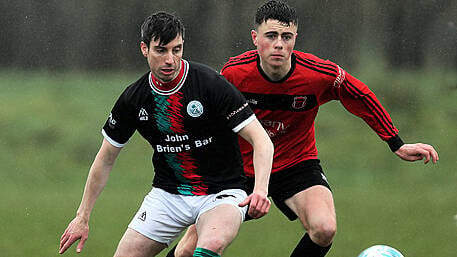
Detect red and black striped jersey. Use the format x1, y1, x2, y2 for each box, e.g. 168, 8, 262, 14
221, 50, 403, 176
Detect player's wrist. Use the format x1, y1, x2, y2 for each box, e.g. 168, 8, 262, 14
252, 187, 268, 196
75, 211, 90, 223
386, 134, 404, 152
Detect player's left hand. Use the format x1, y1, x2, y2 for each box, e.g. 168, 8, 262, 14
239, 191, 270, 219
395, 143, 439, 164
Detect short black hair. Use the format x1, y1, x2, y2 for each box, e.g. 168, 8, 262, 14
141, 11, 185, 47
255, 0, 298, 28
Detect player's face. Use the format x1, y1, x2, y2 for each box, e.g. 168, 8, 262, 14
140, 35, 184, 82
252, 19, 297, 68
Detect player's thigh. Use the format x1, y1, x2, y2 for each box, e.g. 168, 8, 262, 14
195, 204, 243, 251
114, 228, 167, 257
285, 185, 336, 230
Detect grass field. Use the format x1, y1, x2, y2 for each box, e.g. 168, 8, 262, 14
0, 68, 455, 257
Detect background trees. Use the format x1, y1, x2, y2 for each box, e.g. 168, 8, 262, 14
1, 0, 455, 71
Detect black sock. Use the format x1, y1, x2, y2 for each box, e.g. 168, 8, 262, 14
290, 233, 332, 257
166, 245, 177, 257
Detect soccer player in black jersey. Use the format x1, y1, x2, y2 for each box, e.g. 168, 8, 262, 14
167, 1, 439, 257
59, 12, 273, 257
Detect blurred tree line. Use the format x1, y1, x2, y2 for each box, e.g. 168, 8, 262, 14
1, 0, 456, 72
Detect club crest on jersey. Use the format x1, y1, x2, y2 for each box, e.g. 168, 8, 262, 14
187, 100, 204, 117
292, 96, 308, 110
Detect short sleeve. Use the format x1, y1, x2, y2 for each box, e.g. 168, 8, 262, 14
210, 75, 255, 133
101, 90, 137, 147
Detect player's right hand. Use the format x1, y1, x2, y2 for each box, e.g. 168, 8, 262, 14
239, 191, 271, 219
59, 217, 89, 254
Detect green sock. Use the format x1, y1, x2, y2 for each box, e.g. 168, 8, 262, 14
193, 247, 220, 257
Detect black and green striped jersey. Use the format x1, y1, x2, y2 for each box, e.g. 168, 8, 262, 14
102, 59, 254, 195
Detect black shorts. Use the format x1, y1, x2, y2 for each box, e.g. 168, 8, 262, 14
246, 159, 331, 221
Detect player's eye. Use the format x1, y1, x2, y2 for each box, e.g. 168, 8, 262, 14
155, 48, 166, 54
282, 35, 292, 41
172, 47, 182, 54
266, 34, 277, 40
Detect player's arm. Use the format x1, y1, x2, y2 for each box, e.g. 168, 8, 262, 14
237, 118, 273, 219
59, 139, 122, 254
330, 70, 439, 164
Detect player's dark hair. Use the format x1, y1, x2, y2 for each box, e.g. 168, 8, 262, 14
255, 0, 298, 28
141, 11, 185, 47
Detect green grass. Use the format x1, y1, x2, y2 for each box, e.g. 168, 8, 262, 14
0, 69, 455, 257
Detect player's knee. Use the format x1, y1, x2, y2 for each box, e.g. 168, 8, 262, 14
197, 237, 225, 255
309, 220, 336, 246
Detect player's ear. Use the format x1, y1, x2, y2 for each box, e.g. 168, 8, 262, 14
251, 30, 258, 46
140, 41, 149, 57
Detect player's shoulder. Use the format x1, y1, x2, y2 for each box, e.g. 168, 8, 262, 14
118, 72, 150, 103
293, 50, 341, 77
187, 60, 234, 90
227, 50, 258, 63
188, 60, 220, 79
294, 50, 338, 67
221, 50, 258, 74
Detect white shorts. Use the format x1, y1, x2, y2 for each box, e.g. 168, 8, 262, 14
128, 187, 248, 246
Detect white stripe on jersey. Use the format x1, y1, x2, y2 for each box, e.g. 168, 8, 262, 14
102, 129, 127, 148
233, 114, 256, 133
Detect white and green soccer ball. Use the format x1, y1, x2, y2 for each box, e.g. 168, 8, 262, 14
358, 245, 404, 257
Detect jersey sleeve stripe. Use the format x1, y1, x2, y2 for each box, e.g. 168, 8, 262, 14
226, 52, 258, 63
296, 60, 336, 77
224, 55, 257, 66
222, 52, 258, 70
344, 80, 397, 133
221, 56, 257, 73
343, 80, 397, 135
295, 55, 338, 74
342, 81, 398, 136
102, 129, 127, 148
232, 114, 256, 133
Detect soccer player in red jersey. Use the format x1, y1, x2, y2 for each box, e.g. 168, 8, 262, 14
167, 1, 439, 256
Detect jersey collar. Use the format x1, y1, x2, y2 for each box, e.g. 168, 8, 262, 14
149, 59, 189, 95
257, 53, 296, 83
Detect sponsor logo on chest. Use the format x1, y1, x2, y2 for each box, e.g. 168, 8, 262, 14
243, 93, 317, 112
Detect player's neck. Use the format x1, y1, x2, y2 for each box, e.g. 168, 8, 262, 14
150, 59, 185, 91
260, 60, 291, 82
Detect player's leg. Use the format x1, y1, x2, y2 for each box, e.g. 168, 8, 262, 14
192, 189, 248, 256
117, 188, 193, 257
165, 212, 239, 257
167, 183, 254, 257
114, 228, 167, 257
286, 185, 336, 257
166, 225, 198, 257
269, 159, 335, 257
194, 204, 242, 256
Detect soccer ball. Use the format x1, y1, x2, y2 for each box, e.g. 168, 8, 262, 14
357, 245, 404, 257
